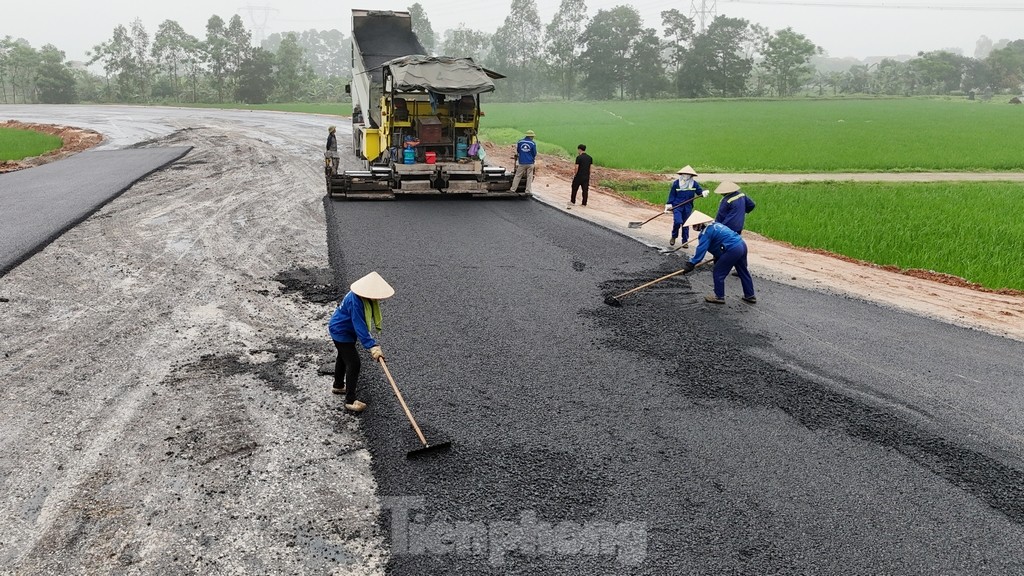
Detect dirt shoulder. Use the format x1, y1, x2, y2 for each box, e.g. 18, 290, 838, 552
516, 147, 1024, 342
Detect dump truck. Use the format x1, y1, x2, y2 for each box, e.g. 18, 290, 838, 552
327, 9, 522, 199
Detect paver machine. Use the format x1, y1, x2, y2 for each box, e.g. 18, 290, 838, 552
328, 9, 521, 199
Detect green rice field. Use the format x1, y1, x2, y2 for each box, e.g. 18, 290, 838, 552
607, 180, 1024, 292
0, 127, 63, 162
480, 99, 1024, 173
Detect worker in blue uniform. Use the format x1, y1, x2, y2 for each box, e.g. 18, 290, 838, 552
714, 181, 756, 234
665, 165, 706, 247
681, 211, 757, 304
510, 129, 538, 193
328, 271, 394, 412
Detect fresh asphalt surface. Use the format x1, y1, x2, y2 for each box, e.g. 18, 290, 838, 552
0, 147, 191, 275
326, 196, 1024, 574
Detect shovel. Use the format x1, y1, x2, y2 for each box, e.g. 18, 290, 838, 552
627, 196, 697, 229
604, 259, 713, 307
378, 357, 452, 459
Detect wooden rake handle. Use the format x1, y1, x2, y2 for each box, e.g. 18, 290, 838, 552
634, 196, 698, 226
613, 259, 713, 300
378, 357, 429, 447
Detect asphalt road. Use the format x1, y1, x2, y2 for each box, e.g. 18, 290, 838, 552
0, 147, 191, 275
325, 196, 1024, 574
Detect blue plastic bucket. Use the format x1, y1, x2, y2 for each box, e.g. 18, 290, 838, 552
456, 142, 469, 159
403, 147, 415, 164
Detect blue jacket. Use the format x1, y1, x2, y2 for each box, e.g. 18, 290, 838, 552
689, 222, 745, 265
328, 291, 377, 348
667, 179, 703, 209
715, 192, 755, 233
516, 138, 537, 165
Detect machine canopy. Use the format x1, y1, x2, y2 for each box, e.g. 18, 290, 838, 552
383, 55, 500, 95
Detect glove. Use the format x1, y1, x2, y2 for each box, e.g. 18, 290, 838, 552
370, 345, 384, 361
682, 261, 695, 273
701, 189, 709, 198
664, 204, 673, 213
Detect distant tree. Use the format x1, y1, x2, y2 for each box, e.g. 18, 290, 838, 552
909, 50, 971, 94
275, 33, 312, 101
236, 47, 275, 103
974, 35, 994, 60
264, 29, 349, 78
761, 27, 820, 96
629, 27, 667, 98
986, 40, 1024, 92
6, 40, 39, 103
128, 18, 152, 100
661, 7, 695, 90
152, 20, 198, 98
407, 3, 436, 54
0, 36, 12, 103
681, 15, 755, 97
544, 0, 588, 100
490, 0, 543, 101
36, 44, 78, 103
579, 6, 643, 100
225, 14, 252, 93
205, 15, 230, 101
88, 25, 135, 101
440, 25, 491, 61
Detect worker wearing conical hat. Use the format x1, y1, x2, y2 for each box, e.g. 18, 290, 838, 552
328, 271, 395, 412
665, 165, 707, 247
713, 181, 756, 234
681, 211, 757, 305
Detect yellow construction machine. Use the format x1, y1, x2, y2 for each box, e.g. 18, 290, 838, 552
327, 9, 521, 199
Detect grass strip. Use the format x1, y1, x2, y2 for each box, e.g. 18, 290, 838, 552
0, 127, 63, 161
605, 180, 1024, 292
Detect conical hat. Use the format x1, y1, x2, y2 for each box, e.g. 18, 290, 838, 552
683, 210, 714, 228
676, 165, 698, 176
350, 271, 394, 299
714, 181, 741, 195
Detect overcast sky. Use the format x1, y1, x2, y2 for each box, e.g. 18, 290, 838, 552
4, 0, 1021, 64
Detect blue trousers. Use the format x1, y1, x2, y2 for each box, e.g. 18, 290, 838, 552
712, 242, 755, 299
671, 206, 693, 241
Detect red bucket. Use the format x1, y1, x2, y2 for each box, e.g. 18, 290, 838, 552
425, 151, 436, 164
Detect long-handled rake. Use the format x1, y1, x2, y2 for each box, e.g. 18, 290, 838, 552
378, 358, 452, 459
604, 259, 713, 307
627, 196, 697, 229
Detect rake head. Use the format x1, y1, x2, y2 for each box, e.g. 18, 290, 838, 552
604, 295, 622, 307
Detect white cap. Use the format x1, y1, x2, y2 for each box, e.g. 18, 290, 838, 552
683, 210, 713, 228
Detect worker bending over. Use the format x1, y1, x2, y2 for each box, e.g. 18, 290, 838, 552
328, 271, 394, 412
681, 211, 757, 305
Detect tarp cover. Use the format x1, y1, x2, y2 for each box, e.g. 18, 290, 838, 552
384, 55, 495, 95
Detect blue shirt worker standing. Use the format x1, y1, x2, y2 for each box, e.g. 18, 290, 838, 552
328, 271, 394, 412
714, 181, 756, 233
681, 211, 757, 305
665, 165, 706, 246
510, 129, 538, 194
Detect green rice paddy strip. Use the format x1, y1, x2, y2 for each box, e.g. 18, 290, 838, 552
608, 180, 1024, 292
483, 99, 1024, 173
0, 128, 63, 162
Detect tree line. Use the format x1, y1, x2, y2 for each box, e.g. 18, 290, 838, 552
2, 1, 1023, 105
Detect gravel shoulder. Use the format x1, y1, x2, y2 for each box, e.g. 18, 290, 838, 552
0, 117, 385, 573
